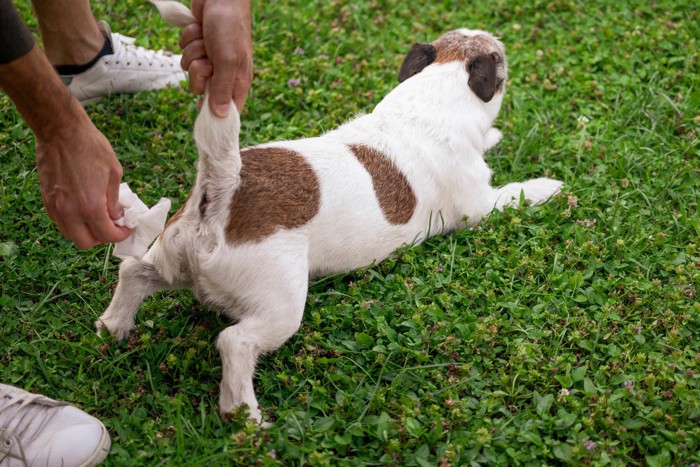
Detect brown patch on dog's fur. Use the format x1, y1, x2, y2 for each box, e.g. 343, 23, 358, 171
432, 32, 506, 102
349, 144, 416, 224
225, 147, 321, 244
433, 32, 495, 64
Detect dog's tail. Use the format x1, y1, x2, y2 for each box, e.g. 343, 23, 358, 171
151, 0, 242, 221
150, 0, 197, 26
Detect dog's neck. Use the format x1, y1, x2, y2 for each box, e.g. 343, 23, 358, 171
371, 61, 503, 153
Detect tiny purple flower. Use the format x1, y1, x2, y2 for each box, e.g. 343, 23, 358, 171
586, 441, 597, 451
287, 78, 301, 88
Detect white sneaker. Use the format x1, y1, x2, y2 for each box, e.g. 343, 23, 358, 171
0, 384, 111, 467
61, 21, 187, 105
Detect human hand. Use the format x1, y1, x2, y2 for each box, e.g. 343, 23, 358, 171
35, 113, 132, 249
179, 0, 253, 116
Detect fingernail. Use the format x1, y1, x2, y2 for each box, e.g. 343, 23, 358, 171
215, 102, 231, 117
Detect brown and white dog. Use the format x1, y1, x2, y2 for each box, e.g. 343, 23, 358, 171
97, 2, 563, 423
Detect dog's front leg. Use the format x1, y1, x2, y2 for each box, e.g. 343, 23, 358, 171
483, 128, 503, 152
491, 178, 563, 211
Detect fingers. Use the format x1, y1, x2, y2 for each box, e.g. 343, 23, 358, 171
180, 39, 208, 70
178, 0, 252, 115
44, 196, 99, 249
187, 58, 212, 95
206, 45, 252, 115
203, 43, 252, 115
179, 23, 212, 97
106, 158, 124, 222
83, 206, 132, 248
179, 22, 203, 49
179, 23, 207, 73
190, 0, 205, 22
46, 195, 132, 249
208, 67, 235, 117
231, 70, 251, 113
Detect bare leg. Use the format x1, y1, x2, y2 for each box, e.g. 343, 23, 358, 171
30, 0, 104, 65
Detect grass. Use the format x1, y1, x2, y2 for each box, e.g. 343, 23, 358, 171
1, 0, 698, 465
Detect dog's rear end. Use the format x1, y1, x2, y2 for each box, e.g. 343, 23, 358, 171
97, 91, 241, 303
98, 1, 287, 422
97, 88, 273, 420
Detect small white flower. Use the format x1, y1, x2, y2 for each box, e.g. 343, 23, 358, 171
558, 388, 570, 402
576, 115, 590, 129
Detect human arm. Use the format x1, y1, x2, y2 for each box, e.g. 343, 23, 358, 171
0, 0, 130, 248
178, 0, 253, 116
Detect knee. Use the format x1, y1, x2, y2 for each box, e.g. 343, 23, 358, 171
217, 315, 302, 356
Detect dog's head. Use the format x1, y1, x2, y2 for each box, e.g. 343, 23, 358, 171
398, 29, 507, 103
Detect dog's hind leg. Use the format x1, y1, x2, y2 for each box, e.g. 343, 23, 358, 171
215, 241, 309, 424
96, 255, 174, 340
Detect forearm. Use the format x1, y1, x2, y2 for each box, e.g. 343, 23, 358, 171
0, 45, 88, 141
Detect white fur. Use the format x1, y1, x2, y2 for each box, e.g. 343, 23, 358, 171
97, 3, 562, 424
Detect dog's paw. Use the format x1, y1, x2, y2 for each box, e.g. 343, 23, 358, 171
494, 178, 563, 210
522, 178, 563, 205
484, 127, 503, 151
95, 315, 134, 340
219, 400, 266, 426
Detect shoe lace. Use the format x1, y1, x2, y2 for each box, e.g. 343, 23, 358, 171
108, 33, 179, 68
0, 386, 64, 447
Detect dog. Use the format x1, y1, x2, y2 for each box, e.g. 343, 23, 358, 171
96, 1, 563, 423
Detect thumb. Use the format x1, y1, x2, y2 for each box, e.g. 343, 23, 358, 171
208, 71, 235, 118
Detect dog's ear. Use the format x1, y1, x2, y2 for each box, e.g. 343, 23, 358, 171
467, 52, 503, 102
398, 43, 437, 83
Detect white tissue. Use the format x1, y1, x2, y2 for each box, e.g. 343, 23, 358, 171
113, 183, 171, 260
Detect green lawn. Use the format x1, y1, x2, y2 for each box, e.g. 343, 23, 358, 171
1, 0, 699, 465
